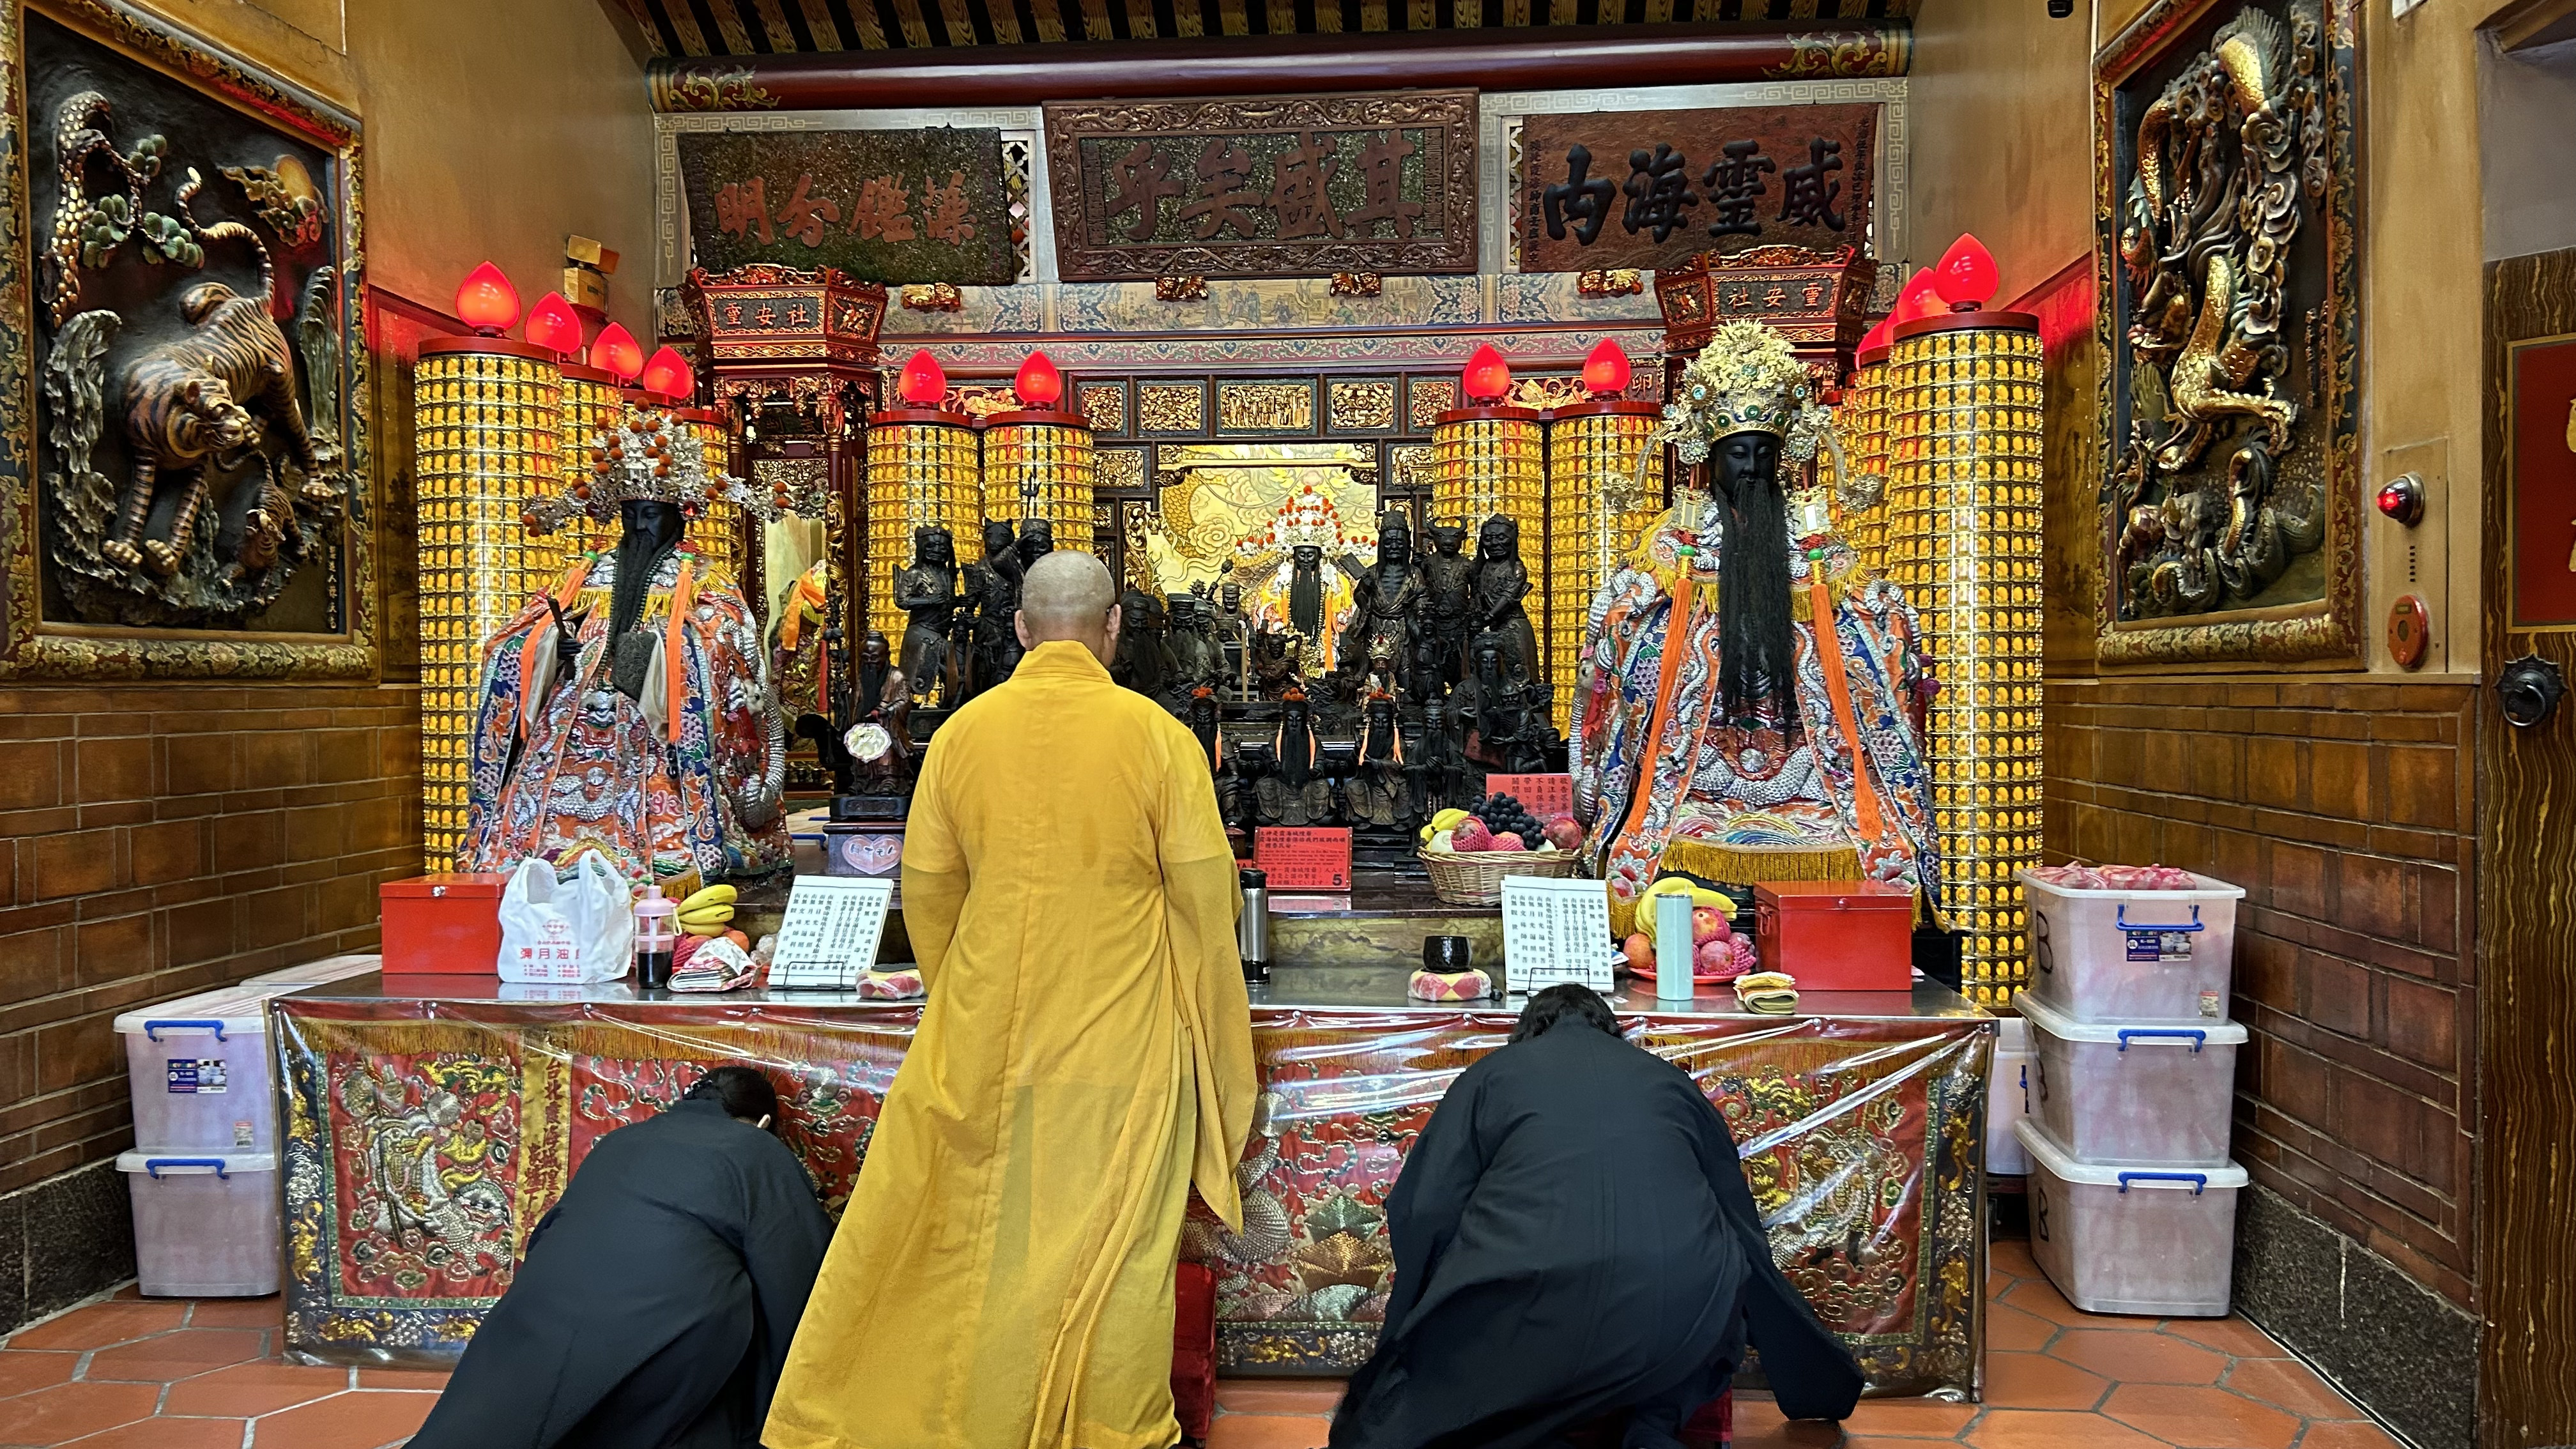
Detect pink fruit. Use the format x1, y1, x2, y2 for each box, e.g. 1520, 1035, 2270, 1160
1451, 818, 1494, 852
1694, 937, 1733, 974
1692, 907, 1727, 944
1491, 832, 1527, 852
1544, 816, 1585, 850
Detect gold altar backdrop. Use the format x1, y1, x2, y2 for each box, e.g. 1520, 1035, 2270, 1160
1544, 400, 1664, 729
1885, 312, 2044, 1006
862, 406, 980, 641
555, 365, 621, 570
676, 408, 744, 582
981, 408, 1098, 552
1432, 404, 1545, 665
1842, 349, 1894, 574
413, 338, 563, 862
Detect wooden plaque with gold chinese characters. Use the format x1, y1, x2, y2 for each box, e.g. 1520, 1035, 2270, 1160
1044, 91, 1479, 282
676, 129, 1016, 286
1519, 105, 1878, 275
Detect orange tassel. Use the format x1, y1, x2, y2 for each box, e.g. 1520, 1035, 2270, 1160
664, 559, 696, 745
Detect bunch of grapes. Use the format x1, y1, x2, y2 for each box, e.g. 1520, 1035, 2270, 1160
1473, 792, 1544, 842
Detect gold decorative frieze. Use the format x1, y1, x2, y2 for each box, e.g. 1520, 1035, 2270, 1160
1097, 447, 1149, 491
1407, 378, 1459, 431
1156, 275, 1209, 302
1138, 381, 1208, 433
1327, 378, 1399, 432
1218, 381, 1316, 433
1078, 381, 1128, 434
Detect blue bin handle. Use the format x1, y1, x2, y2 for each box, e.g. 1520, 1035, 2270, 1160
2115, 904, 2205, 933
143, 1019, 229, 1043
142, 1158, 231, 1180
2116, 1027, 2209, 1053
2117, 1170, 2209, 1195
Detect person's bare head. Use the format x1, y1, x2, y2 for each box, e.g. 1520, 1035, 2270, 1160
1015, 550, 1123, 665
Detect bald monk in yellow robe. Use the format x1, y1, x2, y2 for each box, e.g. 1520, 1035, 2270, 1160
766, 549, 1258, 1449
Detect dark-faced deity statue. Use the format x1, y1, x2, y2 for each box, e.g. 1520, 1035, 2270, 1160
892, 525, 959, 703
962, 518, 1024, 698
1168, 594, 1221, 691
1344, 689, 1407, 830
1337, 514, 1426, 696
1470, 516, 1540, 689
1213, 580, 1251, 692
1255, 688, 1336, 827
1016, 516, 1055, 570
1456, 632, 1555, 776
802, 629, 914, 812
1112, 586, 1173, 696
1421, 520, 1476, 687
1287, 544, 1328, 643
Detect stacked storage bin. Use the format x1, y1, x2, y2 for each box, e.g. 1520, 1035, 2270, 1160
2012, 871, 2249, 1316
114, 957, 381, 1296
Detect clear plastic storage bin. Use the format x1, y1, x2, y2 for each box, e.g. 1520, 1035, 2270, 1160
1988, 1016, 2034, 1177
2019, 1121, 2245, 1316
240, 953, 382, 989
2020, 991, 2246, 1166
116, 1151, 280, 1297
114, 987, 276, 1153
2020, 870, 2244, 1022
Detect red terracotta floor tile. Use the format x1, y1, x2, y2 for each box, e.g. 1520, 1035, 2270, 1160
1985, 1302, 2058, 1353
1990, 1239, 2040, 1281
2051, 1328, 2227, 1385
5, 1303, 188, 1353
2103, 1383, 2301, 1449
1966, 1408, 2168, 1449
248, 1389, 436, 1449
1838, 1397, 1981, 1438
1, 1380, 164, 1444
2224, 1359, 2363, 1420
2163, 1316, 2288, 1358
1997, 1276, 2126, 1330
84, 1328, 268, 1383
183, 1297, 285, 1331
2296, 1420, 2403, 1449
163, 1360, 351, 1418
1982, 1351, 2112, 1411
0, 1349, 80, 1399
1206, 1413, 1332, 1449
59, 1416, 250, 1448
353, 1367, 450, 1390
1215, 1380, 1344, 1414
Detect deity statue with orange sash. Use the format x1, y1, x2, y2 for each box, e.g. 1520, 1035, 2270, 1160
1572, 321, 1940, 937
457, 406, 792, 885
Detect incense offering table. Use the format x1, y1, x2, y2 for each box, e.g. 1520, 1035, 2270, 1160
273, 942, 1991, 1397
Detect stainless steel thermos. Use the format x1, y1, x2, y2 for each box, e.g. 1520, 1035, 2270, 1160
1238, 867, 1270, 984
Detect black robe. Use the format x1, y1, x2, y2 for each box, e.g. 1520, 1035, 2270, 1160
411, 1100, 833, 1449
1329, 1025, 1864, 1449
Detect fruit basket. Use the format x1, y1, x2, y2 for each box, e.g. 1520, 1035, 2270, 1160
1417, 847, 1581, 907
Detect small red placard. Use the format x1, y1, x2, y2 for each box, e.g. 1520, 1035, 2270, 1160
1255, 827, 1353, 891
1484, 773, 1574, 821
2511, 334, 2576, 630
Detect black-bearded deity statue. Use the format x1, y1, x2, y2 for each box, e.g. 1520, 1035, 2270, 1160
1421, 520, 1477, 687
1470, 516, 1540, 688
1337, 514, 1425, 697
961, 518, 1023, 698
891, 525, 959, 703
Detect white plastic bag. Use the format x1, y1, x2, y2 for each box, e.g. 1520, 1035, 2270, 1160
496, 852, 634, 983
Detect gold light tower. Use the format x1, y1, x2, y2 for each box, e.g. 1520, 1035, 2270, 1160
862, 403, 980, 642
1544, 397, 1664, 729
1884, 305, 2044, 1006
982, 408, 1097, 552
413, 336, 562, 863
1841, 338, 1894, 574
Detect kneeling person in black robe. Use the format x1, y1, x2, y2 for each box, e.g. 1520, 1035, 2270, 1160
413, 1065, 833, 1449
1330, 985, 1864, 1449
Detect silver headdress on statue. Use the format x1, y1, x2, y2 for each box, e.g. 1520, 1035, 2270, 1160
523, 405, 780, 535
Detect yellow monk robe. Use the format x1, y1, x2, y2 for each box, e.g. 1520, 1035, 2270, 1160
766, 640, 1257, 1449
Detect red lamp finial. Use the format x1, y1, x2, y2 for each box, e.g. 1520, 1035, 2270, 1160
526, 292, 582, 358
1930, 233, 2001, 311
1893, 271, 1946, 325
1013, 350, 1063, 407
454, 262, 520, 337
1859, 317, 1893, 356
1462, 344, 1511, 402
588, 322, 644, 383
898, 349, 947, 406
1580, 338, 1632, 397
640, 346, 694, 401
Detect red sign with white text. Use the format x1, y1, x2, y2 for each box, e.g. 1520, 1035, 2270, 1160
2511, 334, 2576, 629
1485, 773, 1574, 822
1255, 828, 1353, 891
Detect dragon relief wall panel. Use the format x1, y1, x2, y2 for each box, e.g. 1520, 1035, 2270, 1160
2094, 0, 2361, 665
5, 3, 370, 679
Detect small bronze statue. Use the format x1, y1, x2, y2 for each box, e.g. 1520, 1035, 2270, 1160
1456, 633, 1556, 776
1167, 594, 1223, 693
1016, 516, 1055, 570
891, 525, 960, 703
960, 519, 1023, 698
1343, 689, 1408, 830
1112, 586, 1174, 696
1420, 519, 1477, 687
1337, 514, 1425, 698
1254, 688, 1336, 827
1212, 580, 1252, 694
1470, 515, 1540, 689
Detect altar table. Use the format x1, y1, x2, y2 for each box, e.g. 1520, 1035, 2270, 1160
272, 972, 1993, 1399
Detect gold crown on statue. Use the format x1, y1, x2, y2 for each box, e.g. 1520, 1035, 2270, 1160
524, 406, 781, 535
1651, 319, 1832, 467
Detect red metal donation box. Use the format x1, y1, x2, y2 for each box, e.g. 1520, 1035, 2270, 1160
378, 874, 512, 975
1754, 880, 1913, 990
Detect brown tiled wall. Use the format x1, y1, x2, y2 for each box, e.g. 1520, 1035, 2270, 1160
0, 684, 424, 1197
2046, 677, 2478, 1306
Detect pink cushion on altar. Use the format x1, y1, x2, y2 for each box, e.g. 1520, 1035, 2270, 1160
854, 969, 924, 1000
1407, 969, 1492, 1002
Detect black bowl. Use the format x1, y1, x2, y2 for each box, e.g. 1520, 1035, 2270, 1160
1422, 935, 1473, 973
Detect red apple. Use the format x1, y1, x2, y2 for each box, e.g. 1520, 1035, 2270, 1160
1692, 907, 1728, 944
1544, 815, 1584, 850
1695, 937, 1734, 975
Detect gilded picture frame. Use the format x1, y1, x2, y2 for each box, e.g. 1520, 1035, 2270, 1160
0, 0, 372, 680
2092, 0, 2362, 666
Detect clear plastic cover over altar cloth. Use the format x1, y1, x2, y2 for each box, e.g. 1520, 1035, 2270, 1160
277, 999, 1988, 1397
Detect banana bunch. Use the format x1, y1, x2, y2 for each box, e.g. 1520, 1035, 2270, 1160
1639, 875, 1736, 916
677, 883, 737, 938
1416, 807, 1474, 845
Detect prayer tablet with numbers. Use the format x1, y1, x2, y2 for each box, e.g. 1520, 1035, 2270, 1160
769, 877, 896, 990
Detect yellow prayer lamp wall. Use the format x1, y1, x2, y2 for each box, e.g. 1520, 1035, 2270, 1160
1884, 308, 2044, 1007
553, 363, 619, 567
1543, 399, 1664, 729
1842, 345, 1893, 575
862, 405, 979, 642
1431, 402, 1546, 668
413, 336, 563, 864
671, 406, 743, 580
981, 407, 1097, 552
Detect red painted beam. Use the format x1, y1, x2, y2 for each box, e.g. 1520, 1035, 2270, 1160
648, 23, 1910, 112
